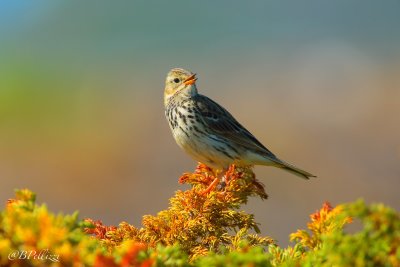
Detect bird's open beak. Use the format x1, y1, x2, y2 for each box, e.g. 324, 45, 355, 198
183, 73, 197, 85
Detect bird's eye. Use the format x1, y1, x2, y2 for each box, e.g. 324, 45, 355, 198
173, 78, 180, 83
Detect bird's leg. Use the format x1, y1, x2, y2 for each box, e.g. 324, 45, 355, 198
218, 169, 228, 190
200, 176, 219, 195
199, 168, 227, 195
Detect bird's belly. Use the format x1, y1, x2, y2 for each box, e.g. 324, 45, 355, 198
172, 126, 238, 169
167, 104, 241, 169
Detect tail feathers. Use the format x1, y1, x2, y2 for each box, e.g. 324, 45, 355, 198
272, 158, 316, 180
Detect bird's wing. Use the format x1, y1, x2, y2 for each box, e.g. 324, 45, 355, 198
193, 94, 276, 158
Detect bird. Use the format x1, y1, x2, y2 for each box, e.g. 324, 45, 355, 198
164, 67, 315, 179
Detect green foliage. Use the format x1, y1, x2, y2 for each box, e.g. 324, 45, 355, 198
0, 189, 103, 266
299, 200, 400, 266
268, 200, 400, 267
0, 165, 399, 266
195, 245, 273, 267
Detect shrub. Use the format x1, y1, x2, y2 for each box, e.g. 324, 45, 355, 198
0, 164, 399, 266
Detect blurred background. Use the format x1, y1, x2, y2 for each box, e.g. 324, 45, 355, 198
0, 1, 399, 246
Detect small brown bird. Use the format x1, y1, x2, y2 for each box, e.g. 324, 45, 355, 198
164, 68, 315, 179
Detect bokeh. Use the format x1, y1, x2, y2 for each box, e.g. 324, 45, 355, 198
1, 1, 399, 246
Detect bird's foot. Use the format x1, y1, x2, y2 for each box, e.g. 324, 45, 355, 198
199, 177, 219, 196
200, 169, 230, 195
218, 175, 227, 190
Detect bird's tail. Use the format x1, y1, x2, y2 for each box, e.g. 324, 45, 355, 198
272, 158, 316, 180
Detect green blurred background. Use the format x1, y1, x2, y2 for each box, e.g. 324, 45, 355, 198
1, 1, 399, 246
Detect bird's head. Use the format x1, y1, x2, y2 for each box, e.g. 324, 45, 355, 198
164, 68, 198, 106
